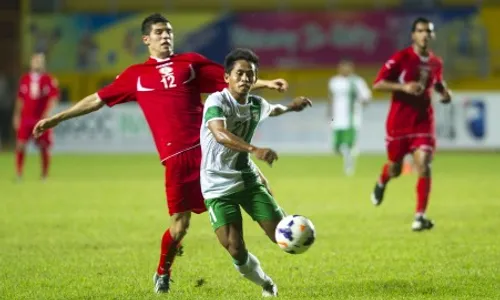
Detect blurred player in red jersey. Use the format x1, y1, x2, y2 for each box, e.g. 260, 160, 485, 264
370, 17, 452, 231
32, 13, 288, 293
13, 52, 59, 180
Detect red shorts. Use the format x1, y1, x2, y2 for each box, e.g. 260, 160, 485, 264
17, 120, 53, 147
164, 146, 206, 216
386, 134, 435, 162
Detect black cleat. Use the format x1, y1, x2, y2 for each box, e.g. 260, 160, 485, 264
370, 182, 386, 206
411, 216, 434, 231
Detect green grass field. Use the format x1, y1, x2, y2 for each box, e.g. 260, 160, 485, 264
1, 153, 499, 299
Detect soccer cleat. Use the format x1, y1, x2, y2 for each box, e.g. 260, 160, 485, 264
176, 244, 184, 257
411, 216, 434, 231
262, 281, 278, 297
370, 182, 386, 206
153, 272, 172, 293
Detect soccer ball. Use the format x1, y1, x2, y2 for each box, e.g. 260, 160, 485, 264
275, 215, 316, 254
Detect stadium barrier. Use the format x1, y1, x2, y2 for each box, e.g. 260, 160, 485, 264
29, 91, 497, 154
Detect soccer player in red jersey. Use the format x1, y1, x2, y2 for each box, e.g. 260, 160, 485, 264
370, 17, 452, 231
13, 52, 59, 180
32, 13, 288, 292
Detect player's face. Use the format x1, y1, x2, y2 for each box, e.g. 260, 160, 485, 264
412, 22, 434, 49
31, 53, 46, 72
338, 61, 354, 76
225, 60, 258, 97
143, 22, 174, 58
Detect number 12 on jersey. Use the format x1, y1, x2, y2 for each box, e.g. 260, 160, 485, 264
159, 66, 177, 89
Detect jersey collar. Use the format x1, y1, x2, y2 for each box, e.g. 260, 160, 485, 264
223, 88, 250, 106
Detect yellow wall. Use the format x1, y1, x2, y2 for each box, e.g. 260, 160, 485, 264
480, 7, 500, 77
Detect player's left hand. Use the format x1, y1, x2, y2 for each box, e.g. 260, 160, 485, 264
267, 79, 289, 93
440, 89, 452, 104
33, 118, 59, 138
290, 96, 313, 112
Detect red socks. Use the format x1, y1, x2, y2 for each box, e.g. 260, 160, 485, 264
15, 148, 51, 178
416, 177, 431, 214
41, 147, 50, 178
157, 229, 181, 276
15, 150, 25, 177
378, 163, 391, 186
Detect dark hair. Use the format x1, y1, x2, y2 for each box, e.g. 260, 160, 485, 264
411, 17, 431, 32
224, 48, 259, 74
141, 13, 169, 35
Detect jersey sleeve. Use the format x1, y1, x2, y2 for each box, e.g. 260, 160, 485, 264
259, 97, 274, 122
374, 52, 403, 84
97, 67, 136, 107
355, 77, 372, 101
194, 54, 227, 93
433, 58, 444, 84
203, 93, 226, 125
47, 76, 60, 99
17, 76, 27, 100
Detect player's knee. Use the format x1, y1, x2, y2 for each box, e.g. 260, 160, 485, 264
169, 213, 191, 241
16, 142, 26, 151
415, 161, 431, 177
389, 162, 402, 177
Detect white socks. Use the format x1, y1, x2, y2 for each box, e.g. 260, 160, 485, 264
340, 144, 355, 175
234, 252, 271, 287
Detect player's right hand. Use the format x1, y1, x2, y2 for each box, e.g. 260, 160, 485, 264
252, 147, 279, 166
33, 118, 59, 138
402, 82, 424, 95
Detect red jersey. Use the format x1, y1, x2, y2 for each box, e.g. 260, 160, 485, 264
374, 47, 444, 138
97, 52, 226, 163
17, 72, 59, 120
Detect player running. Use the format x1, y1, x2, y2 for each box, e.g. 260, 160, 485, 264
201, 48, 312, 297
13, 52, 59, 181
32, 13, 288, 293
328, 59, 371, 176
370, 17, 452, 231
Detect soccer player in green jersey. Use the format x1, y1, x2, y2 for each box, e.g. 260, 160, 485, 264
200, 48, 312, 297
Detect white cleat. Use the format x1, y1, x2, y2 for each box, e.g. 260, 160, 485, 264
153, 272, 171, 293
262, 281, 278, 297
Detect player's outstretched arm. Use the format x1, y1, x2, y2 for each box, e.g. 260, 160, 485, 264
269, 96, 312, 117
33, 93, 105, 138
253, 79, 289, 93
207, 119, 278, 166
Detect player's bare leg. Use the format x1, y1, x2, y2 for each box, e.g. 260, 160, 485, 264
411, 148, 434, 231
371, 160, 403, 206
258, 219, 281, 243
216, 222, 277, 297
154, 211, 191, 293
39, 143, 50, 180
15, 141, 26, 181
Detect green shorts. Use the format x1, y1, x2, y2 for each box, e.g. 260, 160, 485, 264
333, 128, 357, 152
204, 184, 284, 231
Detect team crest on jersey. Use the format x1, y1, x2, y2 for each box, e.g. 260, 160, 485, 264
159, 67, 174, 76
419, 66, 430, 85
251, 108, 259, 121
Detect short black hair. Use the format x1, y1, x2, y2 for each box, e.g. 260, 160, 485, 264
141, 13, 169, 35
224, 48, 259, 74
411, 17, 431, 32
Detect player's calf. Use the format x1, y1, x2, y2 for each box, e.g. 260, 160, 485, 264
169, 212, 191, 241
413, 149, 433, 230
